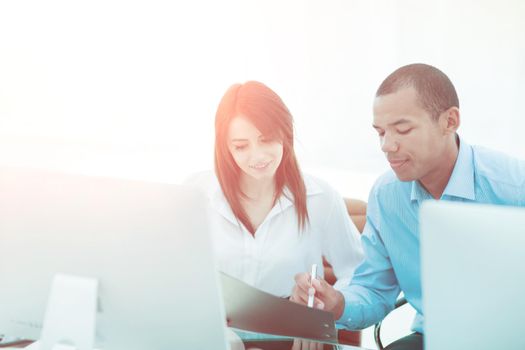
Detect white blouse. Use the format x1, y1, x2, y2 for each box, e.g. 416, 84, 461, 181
186, 172, 364, 297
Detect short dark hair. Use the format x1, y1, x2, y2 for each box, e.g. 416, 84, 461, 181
376, 63, 459, 119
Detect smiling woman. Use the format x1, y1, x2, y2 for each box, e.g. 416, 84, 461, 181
214, 81, 304, 234
185, 81, 364, 301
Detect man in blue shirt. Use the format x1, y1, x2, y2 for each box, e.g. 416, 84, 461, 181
291, 63, 525, 350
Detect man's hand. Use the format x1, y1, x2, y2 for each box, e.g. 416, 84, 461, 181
290, 272, 346, 320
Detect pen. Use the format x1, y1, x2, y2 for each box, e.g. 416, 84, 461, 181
307, 263, 317, 308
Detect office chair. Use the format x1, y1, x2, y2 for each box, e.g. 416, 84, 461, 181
373, 296, 408, 349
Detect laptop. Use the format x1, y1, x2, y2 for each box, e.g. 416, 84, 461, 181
0, 167, 230, 350
420, 201, 525, 350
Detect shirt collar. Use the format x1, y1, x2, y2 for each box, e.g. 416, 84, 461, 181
211, 188, 238, 226
410, 180, 433, 202
442, 136, 475, 200
411, 135, 475, 202
211, 175, 323, 226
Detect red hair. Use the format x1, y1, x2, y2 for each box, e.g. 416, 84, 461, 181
214, 81, 308, 234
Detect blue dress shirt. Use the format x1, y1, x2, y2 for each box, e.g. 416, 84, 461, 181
338, 136, 525, 333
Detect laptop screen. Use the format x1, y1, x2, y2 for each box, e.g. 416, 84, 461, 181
420, 201, 525, 350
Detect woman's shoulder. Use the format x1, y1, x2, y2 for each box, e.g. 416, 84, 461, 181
302, 173, 338, 196
302, 173, 342, 205
301, 174, 351, 224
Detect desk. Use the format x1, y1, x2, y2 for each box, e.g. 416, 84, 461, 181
234, 329, 370, 350
242, 339, 368, 350
0, 330, 370, 350
0, 340, 32, 348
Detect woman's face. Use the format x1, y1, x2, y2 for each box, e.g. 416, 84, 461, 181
227, 116, 283, 181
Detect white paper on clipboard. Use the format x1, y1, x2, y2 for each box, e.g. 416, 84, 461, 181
219, 272, 338, 344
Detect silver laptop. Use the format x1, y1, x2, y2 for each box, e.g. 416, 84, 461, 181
421, 201, 525, 350
0, 167, 229, 350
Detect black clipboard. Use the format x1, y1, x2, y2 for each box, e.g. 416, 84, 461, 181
219, 272, 338, 344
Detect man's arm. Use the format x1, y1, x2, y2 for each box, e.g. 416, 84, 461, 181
336, 215, 400, 329
291, 181, 401, 330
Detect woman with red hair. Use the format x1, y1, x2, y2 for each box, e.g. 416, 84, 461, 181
190, 81, 363, 298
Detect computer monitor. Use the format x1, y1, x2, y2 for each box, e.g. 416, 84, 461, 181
420, 201, 525, 350
0, 167, 230, 350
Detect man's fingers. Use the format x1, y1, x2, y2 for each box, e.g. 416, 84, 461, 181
290, 285, 310, 305
314, 298, 325, 310
311, 277, 324, 290
293, 275, 312, 295
297, 290, 309, 304
312, 277, 333, 297
294, 272, 309, 283
294, 272, 311, 290
293, 272, 334, 308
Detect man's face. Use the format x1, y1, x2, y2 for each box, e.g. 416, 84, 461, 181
373, 87, 449, 182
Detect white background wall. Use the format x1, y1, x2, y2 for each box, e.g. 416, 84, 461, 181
1, 1, 524, 347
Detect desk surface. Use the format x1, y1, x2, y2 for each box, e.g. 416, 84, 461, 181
234, 328, 370, 350
0, 330, 370, 350
242, 340, 367, 350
